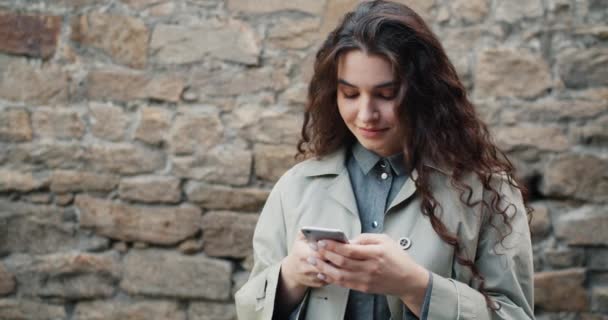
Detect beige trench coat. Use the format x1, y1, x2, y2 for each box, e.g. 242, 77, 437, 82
235, 148, 534, 320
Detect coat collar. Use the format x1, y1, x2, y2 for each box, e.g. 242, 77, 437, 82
299, 147, 453, 178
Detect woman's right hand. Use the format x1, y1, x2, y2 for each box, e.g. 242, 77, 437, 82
280, 231, 328, 291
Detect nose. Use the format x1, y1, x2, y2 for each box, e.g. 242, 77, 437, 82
357, 95, 378, 123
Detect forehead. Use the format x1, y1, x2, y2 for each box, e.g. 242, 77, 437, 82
337, 50, 395, 87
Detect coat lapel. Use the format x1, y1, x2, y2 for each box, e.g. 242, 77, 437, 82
326, 168, 359, 218
386, 169, 419, 212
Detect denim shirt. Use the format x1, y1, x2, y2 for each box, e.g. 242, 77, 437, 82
343, 143, 432, 320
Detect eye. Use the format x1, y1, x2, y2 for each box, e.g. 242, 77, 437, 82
376, 89, 397, 100
341, 91, 359, 99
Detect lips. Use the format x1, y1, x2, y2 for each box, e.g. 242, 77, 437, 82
357, 126, 388, 138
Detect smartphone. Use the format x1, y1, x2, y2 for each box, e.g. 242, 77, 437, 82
301, 226, 349, 243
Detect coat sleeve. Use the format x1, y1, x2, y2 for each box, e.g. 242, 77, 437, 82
426, 174, 535, 319
235, 174, 289, 320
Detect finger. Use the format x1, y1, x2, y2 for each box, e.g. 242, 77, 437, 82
314, 257, 357, 287
351, 233, 388, 245
319, 241, 381, 260
318, 248, 364, 271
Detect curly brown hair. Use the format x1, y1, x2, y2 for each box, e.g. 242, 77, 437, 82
297, 0, 531, 309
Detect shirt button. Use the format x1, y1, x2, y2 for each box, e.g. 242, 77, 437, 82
372, 221, 379, 228
380, 172, 389, 180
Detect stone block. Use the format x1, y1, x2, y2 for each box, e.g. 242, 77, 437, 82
0, 299, 66, 320
0, 108, 32, 142
172, 144, 252, 186
75, 195, 201, 245
474, 48, 552, 98
118, 175, 181, 203
0, 11, 61, 59
120, 249, 232, 300
189, 302, 237, 320
88, 102, 129, 141
3, 251, 120, 299
201, 211, 258, 258
32, 108, 85, 139
534, 268, 588, 311
73, 300, 186, 320
541, 155, 608, 203
86, 69, 183, 103
555, 206, 608, 246
185, 182, 269, 211
150, 20, 260, 65
71, 13, 148, 68
134, 106, 172, 145
50, 170, 119, 193
558, 48, 608, 88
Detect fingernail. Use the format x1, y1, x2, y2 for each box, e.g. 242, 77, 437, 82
309, 242, 318, 251
318, 240, 326, 248
317, 273, 326, 280
307, 256, 317, 265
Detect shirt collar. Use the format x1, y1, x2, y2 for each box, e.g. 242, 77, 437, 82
351, 142, 407, 176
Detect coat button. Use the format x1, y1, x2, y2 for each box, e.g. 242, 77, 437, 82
399, 237, 411, 250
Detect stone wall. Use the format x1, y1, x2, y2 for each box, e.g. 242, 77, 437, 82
0, 0, 606, 319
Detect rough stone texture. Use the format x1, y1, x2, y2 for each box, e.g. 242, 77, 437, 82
555, 206, 608, 246
118, 175, 181, 203
73, 300, 186, 320
71, 13, 148, 68
500, 99, 606, 124
185, 182, 269, 211
24, 193, 52, 204
450, 0, 489, 23
0, 200, 109, 255
0, 108, 32, 142
558, 48, 608, 89
3, 252, 120, 299
545, 248, 584, 269
254, 144, 299, 181
535, 268, 588, 311
495, 0, 543, 23
0, 299, 66, 320
475, 48, 552, 98
592, 287, 608, 313
169, 107, 223, 155
88, 102, 129, 141
189, 302, 237, 320
227, 0, 326, 15
134, 106, 172, 145
201, 211, 259, 258
268, 16, 321, 49
541, 154, 608, 203
493, 126, 570, 160
587, 248, 608, 271
0, 170, 49, 192
172, 144, 252, 186
83, 143, 165, 174
191, 67, 289, 97
86, 69, 184, 103
232, 106, 302, 145
0, 263, 15, 296
150, 21, 260, 65
177, 238, 204, 254
75, 195, 201, 245
50, 170, 119, 193
32, 108, 85, 139
0, 11, 62, 59
530, 203, 551, 239
0, 59, 69, 104
120, 249, 232, 300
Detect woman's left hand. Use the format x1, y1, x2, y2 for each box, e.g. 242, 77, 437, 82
312, 233, 430, 314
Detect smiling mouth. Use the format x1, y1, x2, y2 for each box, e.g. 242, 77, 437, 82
358, 127, 388, 132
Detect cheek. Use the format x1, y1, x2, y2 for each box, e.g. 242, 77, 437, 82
337, 100, 357, 124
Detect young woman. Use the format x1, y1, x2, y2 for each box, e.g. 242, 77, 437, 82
235, 1, 534, 319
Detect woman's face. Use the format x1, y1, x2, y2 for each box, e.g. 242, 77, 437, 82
337, 50, 404, 157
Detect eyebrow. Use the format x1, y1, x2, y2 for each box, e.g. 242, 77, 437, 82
338, 79, 397, 89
